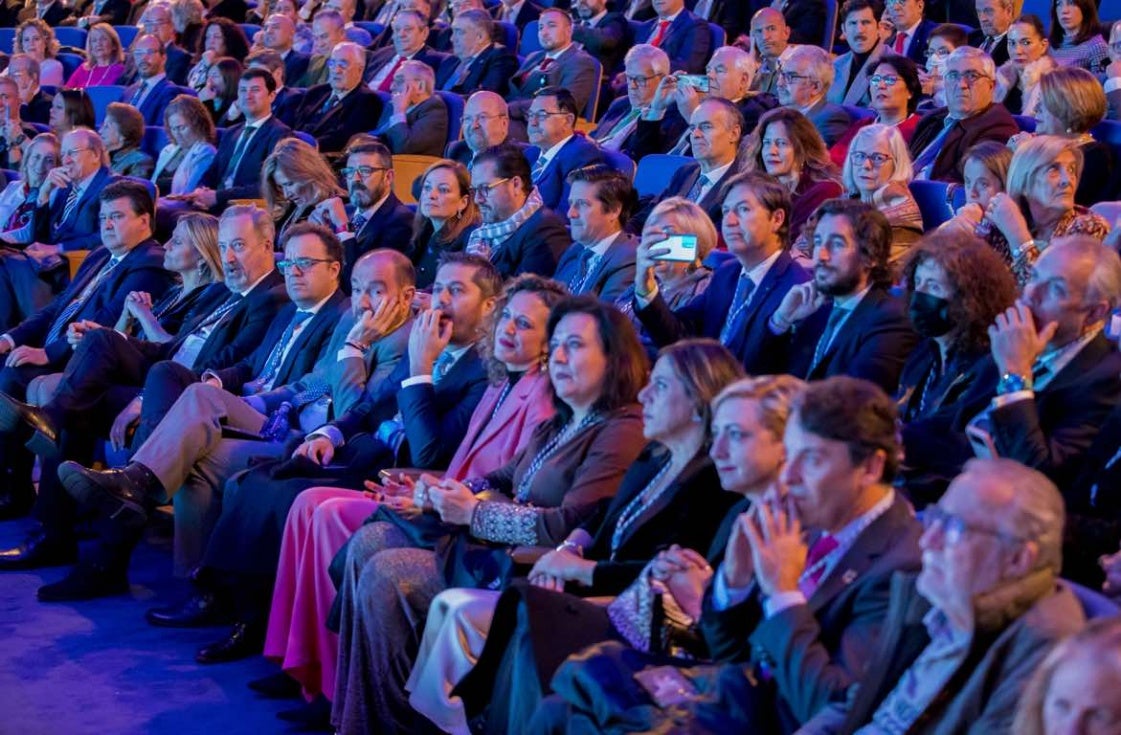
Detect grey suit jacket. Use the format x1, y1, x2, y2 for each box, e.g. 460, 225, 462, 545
805, 97, 853, 147
507, 45, 599, 118
827, 42, 888, 106
376, 94, 449, 157
553, 232, 639, 302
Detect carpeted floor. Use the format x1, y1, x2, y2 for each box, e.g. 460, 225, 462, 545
0, 517, 304, 735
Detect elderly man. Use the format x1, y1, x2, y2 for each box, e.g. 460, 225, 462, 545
524, 86, 604, 215
32, 128, 117, 255
296, 9, 348, 87
371, 60, 449, 156
591, 45, 672, 158
909, 46, 1017, 182
9, 54, 51, 125
445, 91, 523, 166
435, 9, 518, 96
506, 9, 598, 139
776, 45, 851, 147
635, 0, 710, 74
467, 143, 571, 278
261, 13, 311, 86
291, 42, 383, 154
970, 0, 1014, 66
750, 8, 797, 95
827, 0, 888, 106
885, 0, 937, 64
365, 9, 448, 92
553, 166, 638, 302
904, 237, 1121, 498
123, 33, 184, 126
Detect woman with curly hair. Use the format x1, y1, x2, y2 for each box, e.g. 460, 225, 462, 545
186, 17, 251, 92
262, 137, 346, 243
11, 19, 62, 87
743, 107, 842, 242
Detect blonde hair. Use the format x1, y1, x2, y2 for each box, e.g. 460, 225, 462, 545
711, 375, 807, 439
843, 124, 914, 196
261, 137, 345, 214
85, 23, 124, 65
1006, 135, 1083, 209
645, 197, 718, 264
15, 19, 59, 58
174, 212, 224, 283
1039, 66, 1107, 134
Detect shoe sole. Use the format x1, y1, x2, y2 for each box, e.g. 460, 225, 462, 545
25, 429, 60, 461
57, 463, 149, 530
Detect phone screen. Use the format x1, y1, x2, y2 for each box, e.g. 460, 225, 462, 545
678, 74, 710, 92
652, 234, 698, 262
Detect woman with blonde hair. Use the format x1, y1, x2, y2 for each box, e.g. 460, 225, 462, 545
1013, 616, 1121, 735
262, 137, 346, 243
11, 19, 62, 87
839, 124, 922, 262
407, 159, 481, 288
1034, 66, 1115, 204
65, 23, 125, 88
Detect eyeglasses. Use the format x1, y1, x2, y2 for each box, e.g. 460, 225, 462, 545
869, 74, 900, 87
919, 506, 1027, 546
341, 165, 388, 178
61, 147, 92, 158
851, 151, 893, 166
277, 257, 336, 273
326, 59, 353, 69
469, 177, 511, 197
777, 71, 813, 84
925, 46, 951, 58
626, 73, 659, 87
944, 70, 992, 84
525, 110, 572, 123
462, 113, 508, 125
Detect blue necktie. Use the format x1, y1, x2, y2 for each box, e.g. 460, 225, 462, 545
46, 257, 121, 344
811, 305, 848, 370
254, 310, 314, 390
719, 274, 755, 346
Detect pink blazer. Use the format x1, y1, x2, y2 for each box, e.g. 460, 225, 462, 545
445, 368, 555, 481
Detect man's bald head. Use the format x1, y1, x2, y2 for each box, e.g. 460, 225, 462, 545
464, 90, 509, 152
751, 7, 791, 59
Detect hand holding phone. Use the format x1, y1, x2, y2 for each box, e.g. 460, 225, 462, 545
651, 234, 698, 263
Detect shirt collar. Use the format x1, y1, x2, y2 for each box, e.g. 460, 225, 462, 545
1036, 324, 1102, 381
700, 158, 734, 182
832, 283, 872, 311
586, 229, 622, 258
547, 44, 573, 60
140, 72, 166, 87
897, 19, 922, 36
540, 133, 574, 164
743, 248, 782, 285
658, 10, 681, 23
587, 9, 608, 24
245, 112, 273, 127
236, 268, 275, 298
297, 289, 336, 316
359, 190, 391, 220
827, 488, 895, 551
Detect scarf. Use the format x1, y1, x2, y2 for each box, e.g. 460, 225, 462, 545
466, 187, 543, 256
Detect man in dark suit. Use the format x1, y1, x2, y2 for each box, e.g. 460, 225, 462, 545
777, 45, 852, 146
372, 61, 449, 156
245, 49, 302, 125
31, 129, 118, 255
490, 0, 540, 26
529, 376, 923, 734
903, 237, 1121, 499
744, 0, 825, 46
135, 4, 192, 85
364, 9, 449, 91
297, 8, 348, 88
553, 166, 638, 302
291, 42, 384, 154
445, 91, 524, 167
64, 0, 131, 27
0, 180, 174, 527
10, 55, 52, 126
636, 0, 710, 73
969, 0, 1013, 67
909, 46, 1017, 182
763, 199, 917, 394
572, 0, 630, 78
590, 45, 672, 159
122, 34, 185, 126
261, 13, 311, 86
435, 9, 519, 96
25, 0, 72, 25
637, 172, 810, 374
468, 143, 572, 278
524, 87, 605, 214
312, 141, 415, 288
885, 0, 939, 64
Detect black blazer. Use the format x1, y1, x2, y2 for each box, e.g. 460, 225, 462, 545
291, 85, 384, 154
33, 167, 119, 253
763, 286, 918, 395
628, 154, 740, 232
208, 289, 348, 392
1063, 404, 1121, 588
488, 206, 572, 279
572, 11, 630, 74
342, 191, 415, 289
969, 29, 1010, 67
205, 116, 293, 209
146, 280, 230, 338
435, 44, 520, 96
896, 339, 991, 425
20, 89, 52, 125
637, 10, 711, 73
638, 252, 812, 376
283, 50, 310, 87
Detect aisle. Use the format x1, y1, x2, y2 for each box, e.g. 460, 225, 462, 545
0, 518, 297, 735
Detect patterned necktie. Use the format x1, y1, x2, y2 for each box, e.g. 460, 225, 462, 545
351, 211, 368, 233
46, 257, 121, 344
811, 305, 848, 369
799, 533, 840, 597
648, 19, 670, 47
321, 92, 341, 115
129, 81, 147, 107
531, 153, 549, 182
516, 55, 554, 88
253, 310, 314, 390
718, 274, 755, 345
59, 184, 81, 226
684, 173, 710, 202
224, 124, 257, 186
568, 247, 598, 293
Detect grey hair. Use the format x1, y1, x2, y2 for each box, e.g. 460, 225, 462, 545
220, 204, 276, 250
1047, 236, 1121, 311
947, 45, 996, 80
624, 43, 670, 76
842, 124, 914, 194
785, 44, 834, 91
399, 59, 435, 90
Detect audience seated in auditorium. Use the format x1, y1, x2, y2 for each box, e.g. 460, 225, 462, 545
125, 33, 188, 127
434, 9, 518, 96
371, 61, 449, 157
129, 4, 193, 86
152, 94, 216, 197
523, 86, 603, 215
260, 13, 310, 86
185, 18, 250, 93
102, 103, 155, 179
297, 9, 347, 88
0, 76, 44, 173
364, 9, 448, 91
553, 166, 638, 302
10, 54, 52, 126
749, 8, 796, 97
774, 45, 851, 148
65, 22, 126, 88
885, 0, 938, 65
12, 19, 62, 88
263, 137, 346, 243
744, 0, 823, 46
445, 91, 521, 167
290, 42, 383, 155
48, 89, 95, 142
993, 14, 1056, 117
199, 57, 244, 128
1048, 0, 1108, 77
922, 23, 968, 110
971, 0, 1013, 66
406, 159, 480, 289
827, 0, 888, 106
571, 0, 629, 84
591, 45, 670, 159
244, 49, 303, 126
32, 128, 119, 255
634, 0, 710, 75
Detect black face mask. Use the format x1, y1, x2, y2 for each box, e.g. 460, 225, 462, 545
909, 291, 954, 339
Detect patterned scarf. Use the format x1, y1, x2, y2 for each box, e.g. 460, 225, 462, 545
466, 187, 544, 256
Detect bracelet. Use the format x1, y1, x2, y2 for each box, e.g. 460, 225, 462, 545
556, 540, 584, 556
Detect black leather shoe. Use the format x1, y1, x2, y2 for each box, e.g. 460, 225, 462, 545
248, 671, 302, 699
146, 590, 233, 628
195, 621, 264, 664
57, 461, 158, 530
276, 696, 332, 730
37, 563, 129, 602
0, 391, 59, 457
0, 528, 77, 570
0, 491, 34, 521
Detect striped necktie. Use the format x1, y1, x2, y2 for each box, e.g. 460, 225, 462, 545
45, 257, 121, 344
252, 310, 315, 391
59, 184, 81, 227
719, 274, 755, 345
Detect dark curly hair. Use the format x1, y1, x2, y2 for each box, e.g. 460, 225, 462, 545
201, 17, 250, 62
871, 53, 923, 115
900, 232, 1018, 355
483, 274, 569, 385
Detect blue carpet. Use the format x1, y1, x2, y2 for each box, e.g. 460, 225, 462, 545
0, 518, 303, 735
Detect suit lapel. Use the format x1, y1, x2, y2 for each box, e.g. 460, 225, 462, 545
734, 253, 790, 352
812, 289, 883, 376
465, 369, 542, 457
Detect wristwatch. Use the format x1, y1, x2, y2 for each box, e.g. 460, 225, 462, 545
996, 372, 1032, 395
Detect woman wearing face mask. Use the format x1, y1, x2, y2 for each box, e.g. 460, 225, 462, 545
994, 15, 1057, 116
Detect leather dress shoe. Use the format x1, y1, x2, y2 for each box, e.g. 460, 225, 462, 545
248, 671, 302, 699
196, 621, 264, 664
0, 391, 58, 457
57, 461, 156, 530
37, 563, 129, 602
0, 528, 77, 570
146, 590, 233, 628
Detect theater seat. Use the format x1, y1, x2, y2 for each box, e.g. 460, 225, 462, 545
634, 154, 697, 199
392, 154, 441, 205
909, 180, 956, 230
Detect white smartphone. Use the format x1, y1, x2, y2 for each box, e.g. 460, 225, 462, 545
653, 234, 698, 262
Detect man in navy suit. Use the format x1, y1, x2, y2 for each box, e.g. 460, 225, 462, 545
777, 45, 852, 147
262, 13, 311, 87
122, 34, 184, 126
364, 9, 449, 91
762, 198, 917, 394
636, 171, 810, 374
636, 0, 710, 73
136, 4, 192, 85
572, 0, 630, 78
553, 166, 639, 302
0, 179, 174, 527
591, 44, 671, 159
435, 9, 519, 96
969, 0, 1013, 67
885, 0, 938, 64
31, 129, 119, 257
291, 42, 385, 154
524, 87, 605, 215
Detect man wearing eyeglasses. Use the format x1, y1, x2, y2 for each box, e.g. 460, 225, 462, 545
801, 458, 1083, 733
30, 128, 115, 256
775, 45, 851, 147
121, 34, 183, 127
827, 0, 888, 107
291, 42, 383, 154
445, 91, 524, 166
907, 46, 1017, 182
523, 86, 604, 216
968, 0, 1013, 67
884, 0, 937, 65
591, 45, 673, 159
125, 5, 191, 86
364, 9, 449, 92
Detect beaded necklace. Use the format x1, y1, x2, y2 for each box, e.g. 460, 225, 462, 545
609, 455, 677, 559
514, 411, 601, 502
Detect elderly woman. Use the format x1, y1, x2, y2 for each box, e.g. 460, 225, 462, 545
994, 15, 1058, 116
744, 107, 842, 242
836, 124, 922, 263
1014, 617, 1121, 735
407, 339, 746, 735
407, 159, 481, 289
983, 135, 1110, 285
830, 54, 924, 167
330, 296, 649, 734
199, 57, 244, 128
1049, 0, 1109, 76
65, 23, 126, 88
171, 0, 207, 56
47, 89, 95, 140
11, 19, 62, 87
253, 275, 568, 710
263, 137, 347, 244
186, 18, 250, 93
101, 102, 155, 178
152, 95, 217, 196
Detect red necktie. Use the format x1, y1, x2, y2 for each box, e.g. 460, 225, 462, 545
515, 56, 553, 87
648, 19, 670, 47
378, 55, 405, 93
893, 31, 907, 54
799, 533, 840, 597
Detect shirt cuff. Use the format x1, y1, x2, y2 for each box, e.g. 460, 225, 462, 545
309, 424, 345, 448
337, 345, 365, 360
401, 374, 433, 388
1, 334, 15, 350
1104, 77, 1121, 93
641, 108, 667, 121
991, 390, 1034, 409
711, 564, 753, 611
764, 590, 808, 618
